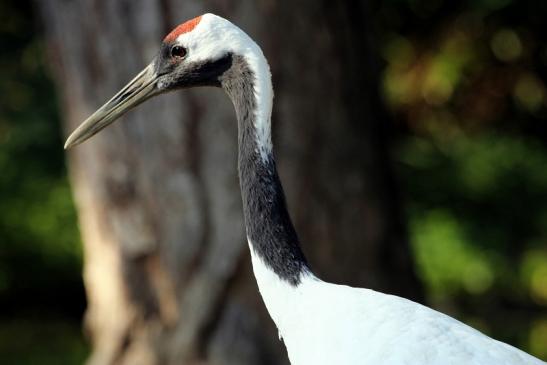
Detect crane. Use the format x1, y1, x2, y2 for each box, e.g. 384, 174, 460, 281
65, 13, 545, 365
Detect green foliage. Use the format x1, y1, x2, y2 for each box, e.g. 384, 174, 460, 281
400, 134, 547, 294
0, 2, 81, 281
0, 1, 86, 363
411, 209, 495, 296
0, 317, 87, 365
380, 0, 547, 357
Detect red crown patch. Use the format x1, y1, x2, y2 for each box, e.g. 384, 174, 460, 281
164, 15, 202, 42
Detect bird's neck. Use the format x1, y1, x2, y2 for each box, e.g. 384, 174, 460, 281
220, 54, 309, 286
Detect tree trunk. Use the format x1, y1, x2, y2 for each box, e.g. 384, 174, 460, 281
37, 1, 422, 364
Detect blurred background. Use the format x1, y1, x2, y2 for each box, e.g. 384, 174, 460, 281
1, 0, 546, 364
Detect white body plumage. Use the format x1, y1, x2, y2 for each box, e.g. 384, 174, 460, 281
251, 246, 544, 365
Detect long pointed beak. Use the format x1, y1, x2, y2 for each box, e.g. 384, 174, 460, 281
64, 62, 159, 149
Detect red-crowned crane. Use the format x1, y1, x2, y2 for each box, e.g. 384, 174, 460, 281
65, 13, 545, 365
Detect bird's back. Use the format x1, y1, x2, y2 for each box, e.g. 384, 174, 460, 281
277, 277, 545, 365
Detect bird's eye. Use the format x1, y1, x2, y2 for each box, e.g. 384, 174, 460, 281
170, 45, 187, 59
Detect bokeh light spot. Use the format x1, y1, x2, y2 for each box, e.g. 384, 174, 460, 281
514, 73, 545, 112
491, 29, 522, 62
530, 319, 547, 359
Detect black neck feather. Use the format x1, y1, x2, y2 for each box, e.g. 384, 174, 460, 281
219, 54, 309, 285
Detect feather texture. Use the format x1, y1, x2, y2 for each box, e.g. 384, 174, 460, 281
250, 246, 544, 365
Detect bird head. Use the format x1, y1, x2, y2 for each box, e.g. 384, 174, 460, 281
64, 13, 261, 149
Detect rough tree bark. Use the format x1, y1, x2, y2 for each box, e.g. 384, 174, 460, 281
38, 1, 422, 364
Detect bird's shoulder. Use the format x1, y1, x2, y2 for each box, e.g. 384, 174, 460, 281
293, 278, 545, 365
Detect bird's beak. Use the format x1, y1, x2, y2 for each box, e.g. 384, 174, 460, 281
64, 62, 159, 149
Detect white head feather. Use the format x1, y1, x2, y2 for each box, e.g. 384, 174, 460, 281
169, 14, 273, 160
